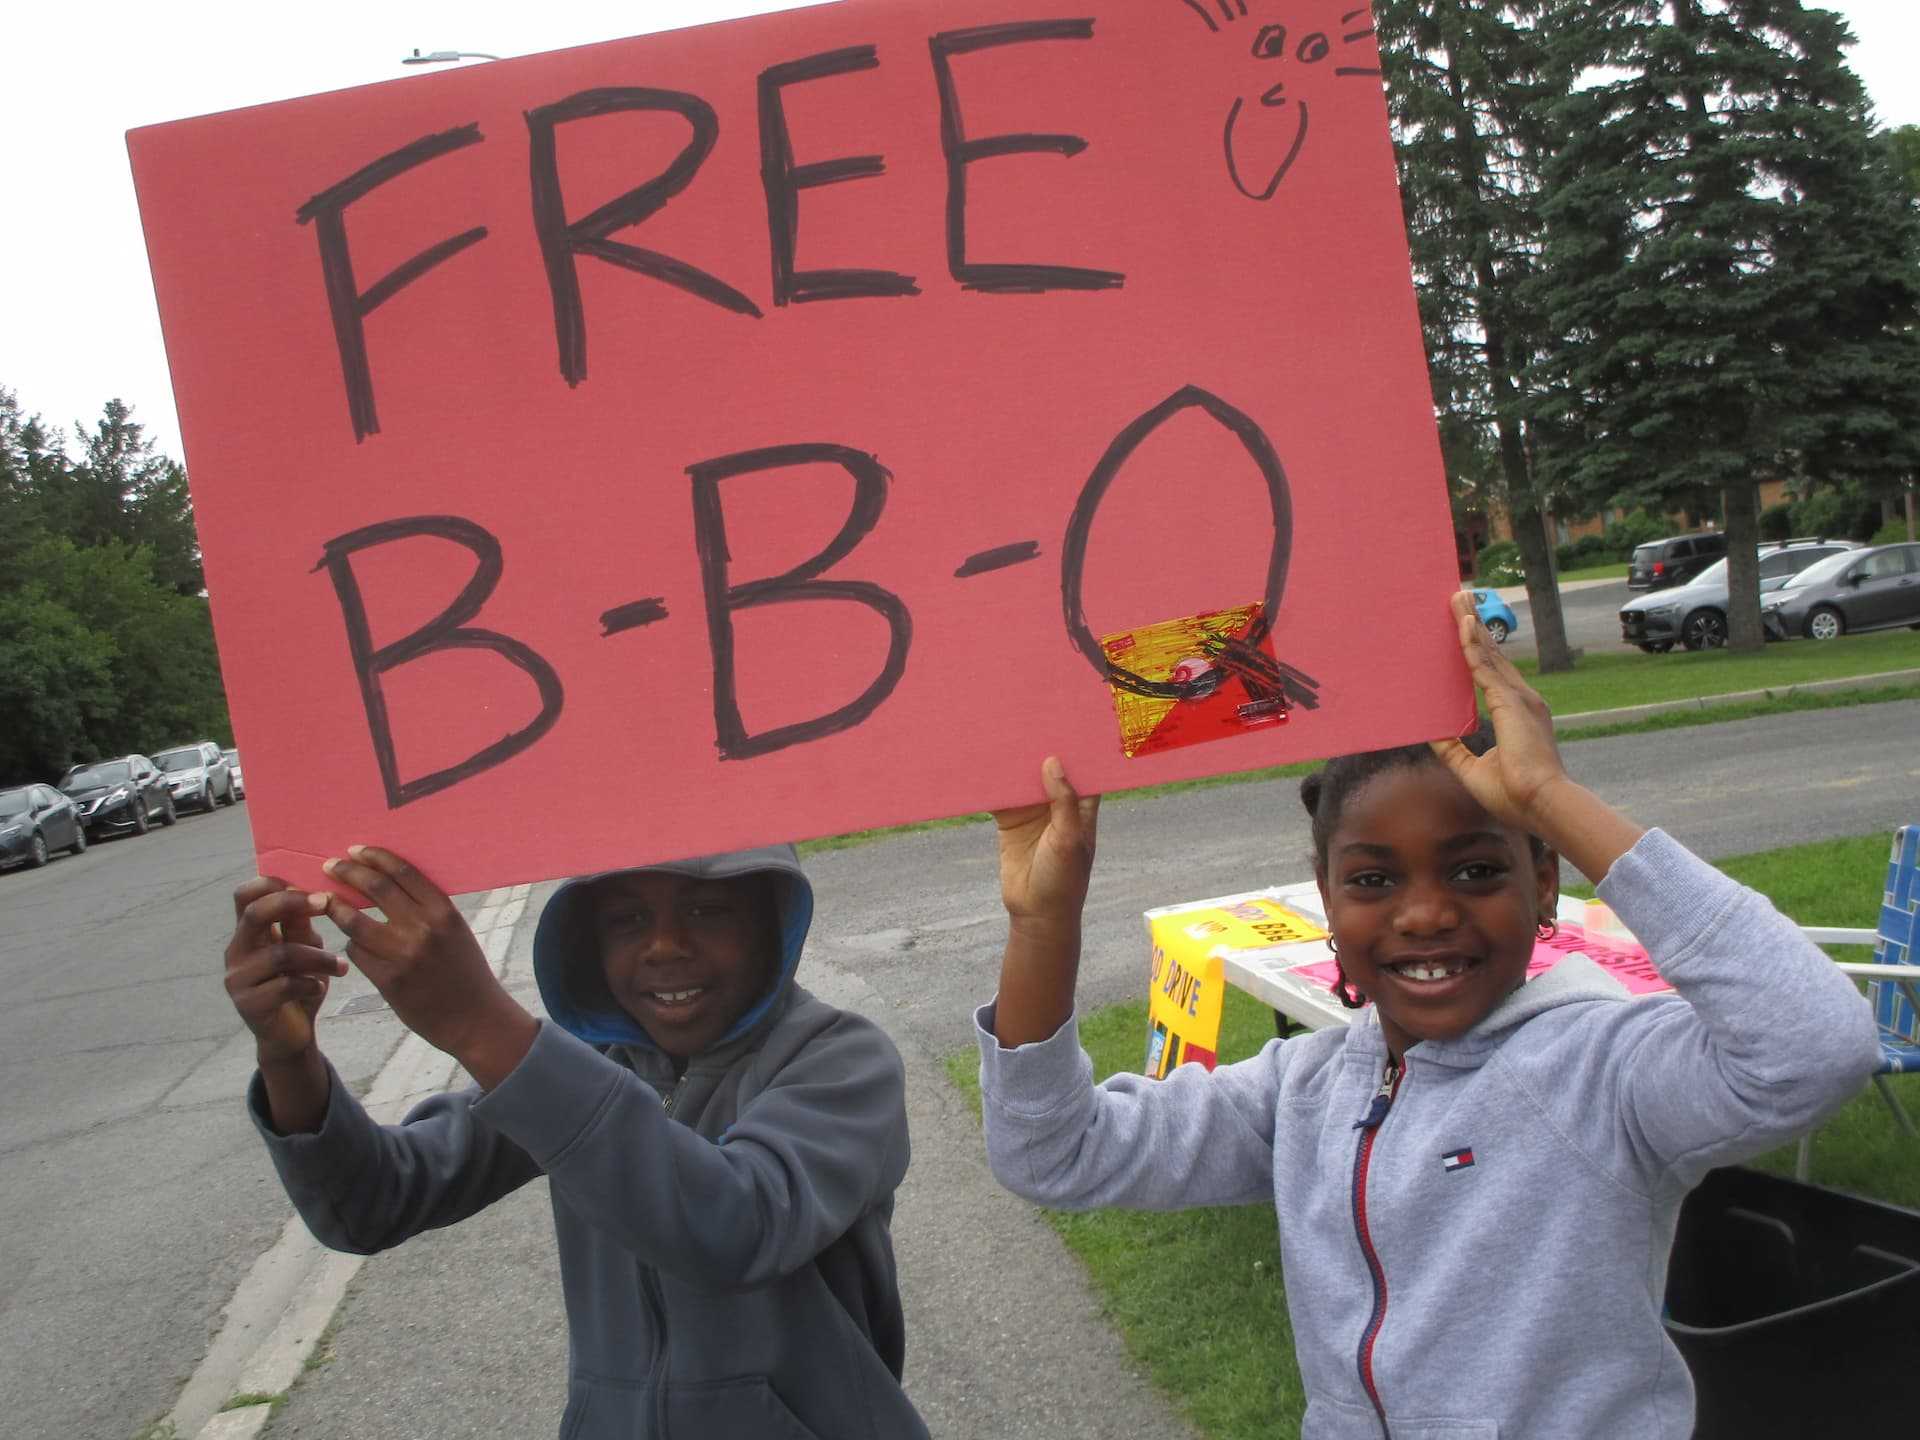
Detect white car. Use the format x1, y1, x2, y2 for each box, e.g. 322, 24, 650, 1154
222, 748, 245, 801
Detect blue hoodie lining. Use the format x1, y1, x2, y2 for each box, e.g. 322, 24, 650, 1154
533, 854, 813, 1051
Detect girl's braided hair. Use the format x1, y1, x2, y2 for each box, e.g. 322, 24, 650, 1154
1298, 718, 1548, 869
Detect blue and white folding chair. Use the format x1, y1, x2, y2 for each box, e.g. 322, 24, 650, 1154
1795, 824, 1920, 1179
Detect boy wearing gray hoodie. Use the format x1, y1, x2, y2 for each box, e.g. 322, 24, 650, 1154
223, 842, 926, 1440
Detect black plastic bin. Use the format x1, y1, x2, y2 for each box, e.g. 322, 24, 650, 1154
1664, 1165, 1920, 1438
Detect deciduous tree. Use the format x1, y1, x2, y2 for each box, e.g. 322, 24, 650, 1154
0, 385, 227, 783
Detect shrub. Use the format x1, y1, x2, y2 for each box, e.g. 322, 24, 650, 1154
1608, 509, 1668, 553
1790, 490, 1882, 542
1869, 516, 1915, 545
1475, 539, 1525, 585
1759, 503, 1795, 542
1549, 510, 1667, 571
1554, 533, 1615, 570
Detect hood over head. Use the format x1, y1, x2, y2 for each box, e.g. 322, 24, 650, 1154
533, 843, 814, 1050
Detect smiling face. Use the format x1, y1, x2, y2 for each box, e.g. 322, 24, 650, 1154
1315, 764, 1557, 1060
591, 870, 782, 1060
1221, 7, 1382, 200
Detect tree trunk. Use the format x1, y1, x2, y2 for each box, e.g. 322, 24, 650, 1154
1510, 501, 1575, 672
1427, 25, 1577, 675
1722, 484, 1764, 651
1482, 312, 1574, 673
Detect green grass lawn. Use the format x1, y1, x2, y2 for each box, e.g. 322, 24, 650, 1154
1557, 561, 1629, 583
1521, 626, 1920, 714
1551, 681, 1920, 742
1473, 561, 1626, 586
946, 829, 1918, 1440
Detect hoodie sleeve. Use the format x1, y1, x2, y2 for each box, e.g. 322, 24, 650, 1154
974, 1001, 1282, 1211
247, 1061, 542, 1254
472, 1014, 908, 1290
1591, 827, 1881, 1186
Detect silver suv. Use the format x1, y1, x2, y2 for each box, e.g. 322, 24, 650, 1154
1619, 540, 1857, 652
152, 740, 237, 814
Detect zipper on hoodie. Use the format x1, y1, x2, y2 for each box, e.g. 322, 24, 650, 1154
640, 1262, 674, 1439
648, 1074, 683, 1434
1350, 1056, 1402, 1439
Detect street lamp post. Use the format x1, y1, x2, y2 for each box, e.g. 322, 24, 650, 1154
401, 48, 502, 66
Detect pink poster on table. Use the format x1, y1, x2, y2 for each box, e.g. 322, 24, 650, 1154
128, 0, 1468, 895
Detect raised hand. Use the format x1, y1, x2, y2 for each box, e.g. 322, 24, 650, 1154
1429, 591, 1645, 882
989, 758, 1101, 1048
1428, 590, 1568, 831
315, 846, 538, 1087
225, 877, 347, 1065
994, 756, 1101, 931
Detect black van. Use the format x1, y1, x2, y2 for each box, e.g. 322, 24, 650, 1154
1627, 531, 1728, 591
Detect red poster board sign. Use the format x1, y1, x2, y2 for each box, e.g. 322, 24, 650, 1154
128, 0, 1470, 895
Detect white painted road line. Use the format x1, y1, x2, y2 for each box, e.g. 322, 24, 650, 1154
200, 1403, 274, 1439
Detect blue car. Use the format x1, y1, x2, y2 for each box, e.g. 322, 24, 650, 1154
1472, 589, 1519, 644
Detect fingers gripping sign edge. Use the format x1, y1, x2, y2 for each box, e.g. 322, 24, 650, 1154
224, 887, 346, 1063
343, 844, 447, 913
232, 874, 285, 924
1447, 589, 1551, 724
1041, 755, 1100, 855
229, 886, 345, 975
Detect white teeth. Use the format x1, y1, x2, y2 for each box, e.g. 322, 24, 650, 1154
1398, 960, 1467, 982
652, 988, 703, 1003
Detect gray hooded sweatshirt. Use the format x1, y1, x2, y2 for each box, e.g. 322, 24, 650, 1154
249, 845, 927, 1440
975, 828, 1880, 1440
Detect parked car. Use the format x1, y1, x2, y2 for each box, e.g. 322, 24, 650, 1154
1471, 589, 1520, 644
1626, 531, 1729, 592
222, 748, 245, 800
1619, 540, 1858, 652
152, 741, 236, 813
60, 755, 178, 836
1762, 542, 1920, 641
0, 784, 88, 869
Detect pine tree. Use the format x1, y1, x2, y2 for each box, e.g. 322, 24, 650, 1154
1884, 125, 1920, 201
1875, 124, 1920, 542
0, 387, 60, 568
1534, 0, 1920, 650
58, 398, 204, 595
1376, 0, 1587, 670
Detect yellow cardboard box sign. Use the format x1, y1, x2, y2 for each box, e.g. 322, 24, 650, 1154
1142, 893, 1327, 1077
1145, 941, 1225, 1077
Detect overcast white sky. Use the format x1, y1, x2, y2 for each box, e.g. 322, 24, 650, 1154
4, 0, 1913, 464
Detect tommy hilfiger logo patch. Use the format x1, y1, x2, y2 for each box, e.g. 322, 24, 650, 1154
1441, 1148, 1475, 1173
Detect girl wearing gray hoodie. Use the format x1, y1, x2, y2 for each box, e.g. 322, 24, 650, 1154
975, 591, 1880, 1439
